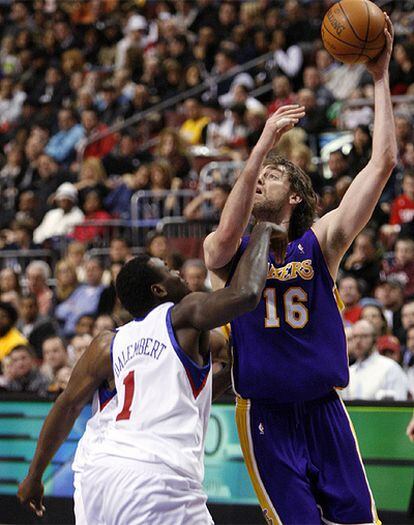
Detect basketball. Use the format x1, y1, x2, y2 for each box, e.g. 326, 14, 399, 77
321, 0, 386, 64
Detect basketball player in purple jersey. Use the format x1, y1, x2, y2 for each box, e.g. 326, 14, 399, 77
204, 15, 395, 525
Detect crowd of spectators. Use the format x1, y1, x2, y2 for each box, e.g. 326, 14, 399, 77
0, 1, 413, 401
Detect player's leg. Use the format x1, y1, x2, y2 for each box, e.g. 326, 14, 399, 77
82, 455, 213, 525
73, 472, 88, 525
305, 391, 380, 525
236, 397, 322, 525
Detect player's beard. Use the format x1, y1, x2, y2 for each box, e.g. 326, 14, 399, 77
252, 199, 286, 224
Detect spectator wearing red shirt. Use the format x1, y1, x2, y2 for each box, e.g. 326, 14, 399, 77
390, 171, 414, 225
72, 190, 112, 243
339, 275, 363, 324
80, 109, 117, 159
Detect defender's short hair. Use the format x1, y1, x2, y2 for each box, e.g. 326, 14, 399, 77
115, 255, 162, 317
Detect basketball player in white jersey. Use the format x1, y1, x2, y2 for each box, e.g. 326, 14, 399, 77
18, 221, 284, 524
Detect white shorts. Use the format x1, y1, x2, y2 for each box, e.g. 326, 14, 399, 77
73, 472, 89, 525
81, 456, 214, 525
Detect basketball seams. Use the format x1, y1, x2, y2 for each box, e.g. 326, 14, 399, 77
338, 2, 365, 42
322, 23, 384, 55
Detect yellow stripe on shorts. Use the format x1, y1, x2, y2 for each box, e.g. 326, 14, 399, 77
235, 397, 282, 525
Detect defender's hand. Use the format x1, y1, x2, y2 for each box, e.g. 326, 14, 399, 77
366, 13, 393, 80
17, 476, 45, 517
259, 105, 305, 151
253, 222, 288, 264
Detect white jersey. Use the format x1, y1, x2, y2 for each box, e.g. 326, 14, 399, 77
100, 302, 212, 483
72, 382, 117, 473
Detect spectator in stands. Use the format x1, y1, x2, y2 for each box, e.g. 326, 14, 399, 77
109, 238, 132, 265
17, 294, 57, 359
289, 143, 324, 195
49, 365, 72, 394
212, 48, 254, 101
55, 257, 104, 337
338, 275, 362, 325
341, 320, 408, 401
403, 325, 414, 397
229, 84, 265, 114
53, 259, 79, 307
74, 314, 95, 337
395, 114, 413, 162
6, 345, 50, 397
40, 335, 68, 382
297, 88, 329, 147
65, 241, 87, 283
389, 171, 414, 226
99, 84, 129, 127
103, 131, 150, 177
179, 98, 210, 146
0, 268, 21, 310
33, 182, 84, 245
72, 190, 112, 243
115, 14, 146, 71
146, 232, 169, 262
374, 278, 405, 338
302, 66, 334, 109
342, 229, 381, 295
346, 125, 372, 175
69, 333, 93, 364
0, 301, 27, 362
202, 99, 226, 151
75, 158, 109, 203
104, 164, 150, 219
98, 260, 123, 316
383, 236, 414, 298
80, 108, 117, 159
401, 300, 414, 342
361, 303, 388, 338
218, 103, 248, 150
327, 150, 351, 182
390, 42, 414, 95
267, 75, 296, 116
31, 66, 69, 108
181, 259, 209, 293
267, 29, 303, 87
25, 261, 53, 317
93, 314, 116, 337
0, 355, 14, 389
184, 183, 231, 222
45, 108, 84, 164
155, 128, 192, 184
0, 77, 26, 131
376, 335, 402, 364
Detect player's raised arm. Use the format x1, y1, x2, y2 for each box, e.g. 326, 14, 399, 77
17, 331, 114, 517
203, 105, 304, 274
313, 14, 397, 278
173, 222, 286, 332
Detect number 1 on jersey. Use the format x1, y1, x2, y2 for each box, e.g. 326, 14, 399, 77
116, 370, 135, 421
264, 288, 280, 327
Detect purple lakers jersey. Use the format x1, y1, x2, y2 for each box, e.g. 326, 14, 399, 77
228, 228, 348, 402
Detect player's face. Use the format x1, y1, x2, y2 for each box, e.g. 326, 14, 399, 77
150, 259, 190, 303
253, 166, 292, 221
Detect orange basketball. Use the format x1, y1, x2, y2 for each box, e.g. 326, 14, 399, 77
321, 0, 386, 64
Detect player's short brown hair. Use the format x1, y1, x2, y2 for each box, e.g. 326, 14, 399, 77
263, 152, 317, 241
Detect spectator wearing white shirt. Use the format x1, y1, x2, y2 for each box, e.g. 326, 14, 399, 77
341, 320, 409, 401
33, 183, 84, 245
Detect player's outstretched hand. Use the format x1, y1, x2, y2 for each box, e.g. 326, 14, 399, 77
406, 416, 414, 442
366, 13, 394, 80
259, 105, 305, 151
17, 476, 45, 517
